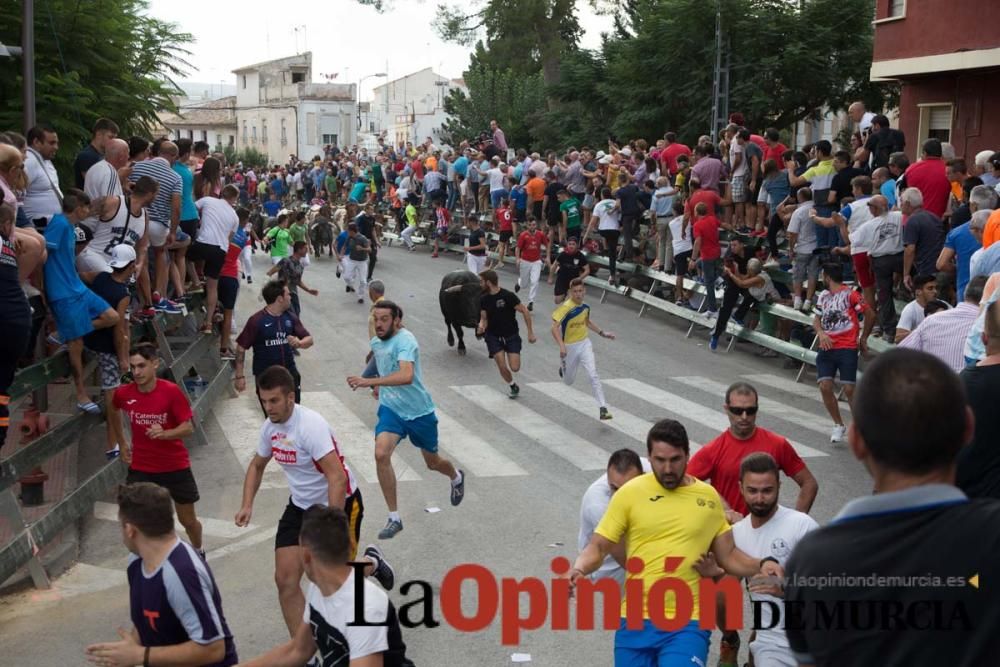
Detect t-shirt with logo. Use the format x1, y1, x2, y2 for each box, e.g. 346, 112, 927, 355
220, 230, 246, 280
815, 286, 865, 350
371, 329, 435, 421
128, 539, 238, 666
688, 427, 807, 515
555, 250, 587, 280
257, 404, 356, 510
480, 288, 520, 338
731, 506, 818, 637
516, 230, 548, 262
560, 198, 582, 230
113, 379, 193, 473
800, 159, 836, 209
236, 308, 310, 377
303, 572, 413, 667
552, 299, 591, 345
496, 207, 513, 232
595, 473, 730, 620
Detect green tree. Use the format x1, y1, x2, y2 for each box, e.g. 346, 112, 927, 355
0, 0, 192, 180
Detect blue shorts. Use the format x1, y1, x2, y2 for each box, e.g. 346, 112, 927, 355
376, 405, 439, 453
484, 332, 522, 358
614, 619, 710, 667
816, 347, 858, 384
490, 189, 507, 209
50, 290, 111, 341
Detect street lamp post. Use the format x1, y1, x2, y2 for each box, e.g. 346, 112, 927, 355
357, 72, 387, 142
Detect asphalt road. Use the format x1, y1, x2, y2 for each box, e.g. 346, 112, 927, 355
0, 242, 871, 666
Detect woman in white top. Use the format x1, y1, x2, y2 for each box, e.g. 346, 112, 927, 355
584, 186, 622, 285
77, 175, 156, 273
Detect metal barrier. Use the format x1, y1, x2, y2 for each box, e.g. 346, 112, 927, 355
0, 294, 233, 589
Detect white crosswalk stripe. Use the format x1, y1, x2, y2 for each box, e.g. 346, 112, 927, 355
451, 385, 609, 470
673, 376, 835, 437
435, 410, 528, 477
742, 373, 851, 413
527, 382, 704, 450
604, 378, 828, 458
302, 391, 421, 484
212, 394, 290, 490
94, 502, 256, 539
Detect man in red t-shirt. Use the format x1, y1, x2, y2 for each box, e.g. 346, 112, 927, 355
493, 198, 516, 270
515, 218, 549, 310
688, 382, 818, 518
684, 180, 723, 226
659, 132, 692, 177
813, 262, 874, 443
903, 138, 951, 218
111, 342, 203, 552
689, 202, 723, 313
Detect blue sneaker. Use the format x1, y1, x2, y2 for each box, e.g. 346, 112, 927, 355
709, 335, 719, 352
154, 298, 183, 314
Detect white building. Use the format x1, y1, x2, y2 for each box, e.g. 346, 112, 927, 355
232, 52, 356, 165
370, 68, 467, 148
159, 97, 237, 151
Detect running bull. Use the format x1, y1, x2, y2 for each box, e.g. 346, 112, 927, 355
440, 270, 483, 355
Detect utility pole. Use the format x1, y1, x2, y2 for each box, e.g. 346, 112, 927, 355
22, 0, 36, 130
709, 0, 724, 143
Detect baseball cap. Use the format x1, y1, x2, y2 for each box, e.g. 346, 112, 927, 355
108, 244, 137, 268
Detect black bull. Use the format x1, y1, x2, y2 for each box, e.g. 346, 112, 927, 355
439, 270, 482, 355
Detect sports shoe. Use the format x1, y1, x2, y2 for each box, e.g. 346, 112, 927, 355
336, 267, 341, 278
793, 296, 803, 310
246, 276, 253, 284
528, 302, 534, 312
219, 348, 236, 361
801, 299, 813, 312
431, 252, 439, 258
154, 298, 183, 314
509, 383, 520, 398
599, 407, 613, 421
558, 360, 565, 378
345, 285, 353, 293
105, 445, 121, 461
514, 281, 521, 293
830, 424, 847, 443
357, 298, 364, 304
450, 470, 466, 506
363, 544, 395, 591
377, 518, 403, 540
709, 335, 719, 352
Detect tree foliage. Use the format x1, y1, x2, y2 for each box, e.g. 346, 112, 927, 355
0, 0, 192, 179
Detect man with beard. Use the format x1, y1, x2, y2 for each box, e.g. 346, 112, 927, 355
570, 419, 784, 667
346, 301, 465, 540
707, 453, 818, 667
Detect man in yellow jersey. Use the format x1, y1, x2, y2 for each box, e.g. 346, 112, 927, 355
551, 278, 615, 420
571, 419, 784, 667
401, 194, 418, 251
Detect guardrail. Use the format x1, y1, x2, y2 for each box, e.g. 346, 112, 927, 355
0, 294, 234, 589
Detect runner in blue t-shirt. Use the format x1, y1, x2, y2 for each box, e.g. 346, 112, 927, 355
347, 300, 465, 539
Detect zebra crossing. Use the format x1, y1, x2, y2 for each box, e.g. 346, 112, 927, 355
208, 373, 833, 488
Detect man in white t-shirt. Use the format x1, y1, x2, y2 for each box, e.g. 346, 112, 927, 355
235, 366, 395, 639
23, 125, 64, 226
192, 185, 240, 335
786, 189, 817, 310
699, 452, 818, 667
239, 505, 414, 667
578, 449, 652, 586
895, 274, 940, 343
83, 138, 129, 201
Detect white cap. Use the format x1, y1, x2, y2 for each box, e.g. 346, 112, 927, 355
595, 150, 607, 159
108, 244, 137, 269
620, 147, 632, 157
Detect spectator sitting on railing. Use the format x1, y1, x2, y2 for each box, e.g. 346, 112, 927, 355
42, 189, 121, 415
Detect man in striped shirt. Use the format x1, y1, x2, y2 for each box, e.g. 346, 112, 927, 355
130, 140, 182, 310
899, 274, 987, 372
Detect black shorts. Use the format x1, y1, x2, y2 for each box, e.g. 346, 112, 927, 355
126, 467, 200, 505
514, 208, 527, 223
218, 276, 239, 310
191, 242, 227, 279
554, 274, 578, 296
531, 202, 543, 221
499, 230, 513, 244
275, 489, 364, 559
674, 250, 692, 277
179, 218, 200, 240
484, 332, 522, 358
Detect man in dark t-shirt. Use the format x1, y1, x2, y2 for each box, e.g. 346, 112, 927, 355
549, 237, 590, 303
234, 279, 313, 410
477, 269, 536, 397
957, 301, 1000, 499
785, 349, 1000, 667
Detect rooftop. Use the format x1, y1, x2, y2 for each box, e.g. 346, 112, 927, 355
232, 52, 311, 74
160, 96, 237, 128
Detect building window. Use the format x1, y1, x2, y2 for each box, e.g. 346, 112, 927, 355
889, 0, 905, 17
242, 75, 247, 89
262, 120, 268, 144
242, 121, 247, 143
216, 133, 222, 149
228, 135, 234, 147
201, 130, 208, 142
322, 133, 338, 146
918, 104, 952, 144
281, 118, 287, 146
291, 71, 305, 84
252, 126, 257, 142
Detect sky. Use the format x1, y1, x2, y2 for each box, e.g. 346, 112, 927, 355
146, 0, 613, 101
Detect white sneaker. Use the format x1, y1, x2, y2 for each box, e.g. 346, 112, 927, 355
801, 299, 813, 312
830, 424, 846, 443
793, 297, 802, 310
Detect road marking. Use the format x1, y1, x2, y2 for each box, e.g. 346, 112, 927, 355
94, 502, 257, 539
527, 382, 687, 446
211, 394, 287, 490
302, 391, 421, 483
207, 528, 276, 561
451, 385, 608, 470
742, 374, 851, 413
673, 376, 835, 437
604, 379, 827, 458
435, 410, 528, 477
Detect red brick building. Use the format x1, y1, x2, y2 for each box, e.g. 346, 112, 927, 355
870, 0, 1000, 160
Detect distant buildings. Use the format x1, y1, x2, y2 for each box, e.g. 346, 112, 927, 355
870, 0, 1000, 159
232, 52, 357, 164
159, 96, 237, 151
370, 68, 467, 147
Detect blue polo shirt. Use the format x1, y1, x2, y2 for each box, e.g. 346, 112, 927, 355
944, 222, 981, 300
